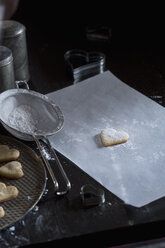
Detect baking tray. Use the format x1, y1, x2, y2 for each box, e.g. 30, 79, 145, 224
0, 135, 46, 230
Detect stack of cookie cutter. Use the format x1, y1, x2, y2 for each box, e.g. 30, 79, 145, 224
0, 81, 71, 195
64, 49, 106, 84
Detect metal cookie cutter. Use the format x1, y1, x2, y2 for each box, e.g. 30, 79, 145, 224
64, 49, 106, 84
80, 184, 105, 207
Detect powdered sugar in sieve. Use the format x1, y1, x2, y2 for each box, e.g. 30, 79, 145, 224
8, 104, 39, 134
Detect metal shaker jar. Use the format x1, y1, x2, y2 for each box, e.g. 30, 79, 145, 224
0, 20, 30, 82
0, 45, 15, 93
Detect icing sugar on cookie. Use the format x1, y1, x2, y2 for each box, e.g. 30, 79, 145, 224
100, 128, 129, 146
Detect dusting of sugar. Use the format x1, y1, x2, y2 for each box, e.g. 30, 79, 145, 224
134, 155, 145, 163
31, 205, 39, 215
35, 215, 44, 232
39, 145, 55, 160
101, 128, 129, 142
132, 119, 139, 125
128, 220, 134, 226
8, 104, 39, 134
57, 128, 84, 144
64, 137, 83, 143
101, 117, 113, 124
21, 220, 26, 226
9, 226, 15, 231
140, 121, 158, 128
42, 188, 49, 197
122, 140, 137, 150
149, 151, 165, 163
27, 196, 32, 201
132, 118, 158, 128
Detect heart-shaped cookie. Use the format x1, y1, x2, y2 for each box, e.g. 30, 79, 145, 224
0, 182, 18, 203
0, 145, 20, 162
0, 161, 24, 179
100, 128, 129, 146
0, 206, 5, 218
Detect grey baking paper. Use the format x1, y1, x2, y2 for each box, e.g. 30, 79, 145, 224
47, 71, 165, 207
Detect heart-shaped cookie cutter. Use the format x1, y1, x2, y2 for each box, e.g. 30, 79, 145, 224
64, 49, 106, 83
80, 184, 105, 207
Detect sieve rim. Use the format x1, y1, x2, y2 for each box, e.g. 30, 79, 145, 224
0, 88, 64, 138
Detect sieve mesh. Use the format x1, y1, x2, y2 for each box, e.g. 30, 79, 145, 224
0, 89, 64, 137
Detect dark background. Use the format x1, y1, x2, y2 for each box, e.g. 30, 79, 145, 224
12, 1, 165, 101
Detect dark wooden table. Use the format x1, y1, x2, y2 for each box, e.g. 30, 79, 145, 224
1, 2, 165, 247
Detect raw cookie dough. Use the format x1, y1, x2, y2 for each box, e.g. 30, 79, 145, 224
100, 128, 129, 146
0, 161, 24, 179
0, 206, 5, 218
0, 145, 20, 162
0, 182, 19, 203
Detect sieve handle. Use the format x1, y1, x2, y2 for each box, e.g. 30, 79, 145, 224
32, 135, 59, 192
42, 136, 71, 195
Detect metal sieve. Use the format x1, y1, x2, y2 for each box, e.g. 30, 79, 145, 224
0, 82, 71, 195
